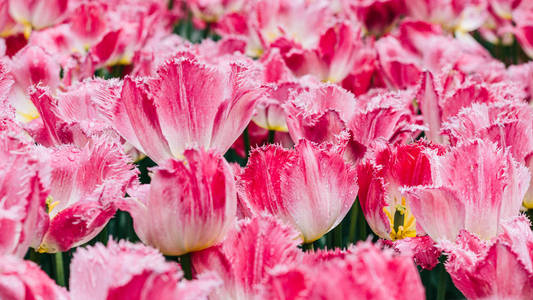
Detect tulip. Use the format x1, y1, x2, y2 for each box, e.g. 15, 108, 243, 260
0, 255, 69, 300
70, 240, 220, 300
442, 101, 533, 209
192, 216, 302, 299
0, 124, 49, 257
103, 52, 262, 164
285, 83, 422, 163
405, 139, 530, 242
119, 148, 237, 256
8, 45, 60, 122
441, 216, 533, 299
37, 136, 137, 253
238, 139, 358, 243
8, 0, 68, 34
358, 142, 442, 241
263, 241, 426, 300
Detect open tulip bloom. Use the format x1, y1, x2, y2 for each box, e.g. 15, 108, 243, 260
4, 0, 533, 299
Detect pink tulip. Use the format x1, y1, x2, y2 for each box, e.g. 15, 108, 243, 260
441, 216, 533, 299
103, 52, 262, 164
37, 136, 137, 253
285, 83, 422, 163
188, 0, 246, 24
8, 45, 60, 122
403, 0, 487, 33
405, 139, 530, 242
0, 124, 49, 257
119, 148, 237, 256
238, 139, 358, 243
192, 216, 302, 299
0, 255, 69, 300
346, 0, 404, 36
442, 101, 533, 208
28, 80, 120, 147
358, 142, 442, 241
357, 142, 444, 269
263, 241, 426, 300
70, 240, 220, 300
8, 0, 68, 32
68, 1, 108, 46
283, 21, 377, 96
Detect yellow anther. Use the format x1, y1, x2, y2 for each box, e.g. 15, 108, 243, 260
385, 197, 417, 241
46, 196, 60, 214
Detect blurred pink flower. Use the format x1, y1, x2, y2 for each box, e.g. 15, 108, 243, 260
70, 240, 220, 300
0, 255, 69, 300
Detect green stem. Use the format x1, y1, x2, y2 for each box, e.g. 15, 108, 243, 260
436, 264, 448, 300
54, 252, 66, 287
334, 223, 343, 249
348, 200, 358, 243
268, 130, 275, 144
99, 224, 109, 245
358, 201, 367, 241
302, 242, 314, 251
180, 253, 193, 280
243, 127, 251, 160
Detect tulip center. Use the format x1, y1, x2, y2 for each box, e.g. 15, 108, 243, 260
46, 196, 60, 215
383, 197, 416, 241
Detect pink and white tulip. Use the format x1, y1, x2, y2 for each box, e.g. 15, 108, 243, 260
102, 52, 262, 164
0, 124, 49, 257
442, 101, 533, 209
263, 241, 426, 300
441, 216, 533, 299
238, 139, 358, 243
285, 84, 422, 162
8, 0, 69, 33
405, 139, 530, 242
358, 142, 441, 241
37, 136, 137, 253
0, 255, 69, 300
8, 45, 60, 122
70, 240, 220, 300
193, 215, 302, 299
119, 148, 237, 256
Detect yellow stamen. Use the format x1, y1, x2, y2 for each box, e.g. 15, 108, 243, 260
46, 196, 60, 214
383, 197, 417, 241
22, 22, 32, 39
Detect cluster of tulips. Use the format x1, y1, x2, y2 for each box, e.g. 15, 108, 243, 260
2, 0, 533, 299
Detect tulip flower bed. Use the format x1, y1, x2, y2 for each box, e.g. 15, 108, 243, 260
3, 0, 533, 299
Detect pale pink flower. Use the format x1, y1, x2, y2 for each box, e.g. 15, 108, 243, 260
442, 102, 533, 208
8, 0, 68, 33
